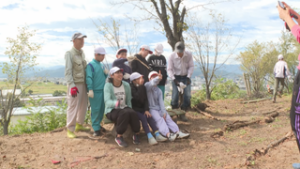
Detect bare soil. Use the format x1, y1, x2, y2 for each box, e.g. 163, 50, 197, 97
0, 95, 299, 168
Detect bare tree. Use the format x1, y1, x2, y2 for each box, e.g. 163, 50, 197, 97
92, 18, 140, 56
114, 0, 241, 50
0, 26, 41, 135
186, 12, 240, 100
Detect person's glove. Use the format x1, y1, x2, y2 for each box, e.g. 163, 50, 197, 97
123, 73, 131, 80
173, 79, 179, 86
186, 78, 191, 85
88, 90, 94, 98
70, 87, 79, 98
104, 68, 109, 75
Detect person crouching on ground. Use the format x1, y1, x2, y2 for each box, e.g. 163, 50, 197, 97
112, 48, 132, 83
86, 46, 109, 137
145, 70, 190, 141
130, 72, 167, 145
104, 67, 141, 147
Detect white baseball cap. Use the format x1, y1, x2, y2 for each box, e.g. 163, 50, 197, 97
278, 54, 284, 60
94, 46, 106, 55
116, 48, 127, 57
148, 71, 158, 79
130, 72, 143, 82
110, 67, 123, 75
155, 44, 164, 54
70, 32, 87, 42
140, 45, 153, 54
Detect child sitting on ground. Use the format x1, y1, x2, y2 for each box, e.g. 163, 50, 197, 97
130, 72, 167, 145
145, 71, 190, 141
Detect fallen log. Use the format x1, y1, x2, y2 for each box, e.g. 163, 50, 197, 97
194, 107, 221, 121
245, 131, 293, 166
210, 131, 224, 138
210, 112, 280, 137
242, 98, 270, 104
223, 120, 260, 131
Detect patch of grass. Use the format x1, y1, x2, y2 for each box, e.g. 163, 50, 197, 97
206, 156, 218, 165
248, 137, 266, 143
238, 141, 248, 146
0, 81, 67, 94
239, 129, 247, 135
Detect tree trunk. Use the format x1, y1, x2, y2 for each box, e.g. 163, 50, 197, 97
206, 84, 211, 100
3, 121, 8, 135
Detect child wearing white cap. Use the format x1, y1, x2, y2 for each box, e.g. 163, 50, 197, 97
104, 67, 141, 147
112, 48, 132, 83
130, 72, 167, 145
145, 71, 190, 141
86, 46, 109, 137
147, 44, 168, 100
272, 54, 291, 103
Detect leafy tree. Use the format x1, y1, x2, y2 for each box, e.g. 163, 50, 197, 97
0, 26, 41, 135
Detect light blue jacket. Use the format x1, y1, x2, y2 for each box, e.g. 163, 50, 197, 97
104, 81, 132, 114
144, 77, 167, 116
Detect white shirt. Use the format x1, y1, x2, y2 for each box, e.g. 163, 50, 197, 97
274, 60, 290, 78
113, 84, 127, 109
167, 51, 194, 80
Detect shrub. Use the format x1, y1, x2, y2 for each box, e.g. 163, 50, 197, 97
191, 78, 246, 107
9, 99, 67, 134
52, 90, 66, 97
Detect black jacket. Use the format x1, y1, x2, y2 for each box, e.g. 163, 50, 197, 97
131, 54, 151, 82
130, 83, 149, 113
147, 54, 167, 85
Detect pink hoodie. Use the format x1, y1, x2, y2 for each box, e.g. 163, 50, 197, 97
291, 25, 300, 70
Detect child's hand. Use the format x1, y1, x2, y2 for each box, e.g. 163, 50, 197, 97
158, 70, 163, 80
163, 113, 166, 121
145, 111, 152, 118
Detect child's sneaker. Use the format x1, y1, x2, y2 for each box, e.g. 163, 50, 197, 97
148, 137, 158, 145
93, 130, 101, 136
293, 163, 300, 169
67, 130, 76, 138
156, 133, 168, 142
133, 134, 140, 145
168, 133, 177, 141
115, 136, 128, 148
177, 131, 190, 139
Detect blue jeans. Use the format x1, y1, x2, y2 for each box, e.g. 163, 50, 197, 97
171, 75, 191, 110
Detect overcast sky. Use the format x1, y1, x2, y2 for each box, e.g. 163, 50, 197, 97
1, 0, 300, 68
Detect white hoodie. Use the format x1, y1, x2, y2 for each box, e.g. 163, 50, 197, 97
273, 60, 290, 78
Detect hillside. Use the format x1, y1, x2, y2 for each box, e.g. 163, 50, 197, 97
0, 96, 296, 168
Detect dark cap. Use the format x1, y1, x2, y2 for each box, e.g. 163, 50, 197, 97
175, 41, 185, 53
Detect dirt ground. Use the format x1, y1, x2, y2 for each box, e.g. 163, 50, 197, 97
0, 95, 299, 168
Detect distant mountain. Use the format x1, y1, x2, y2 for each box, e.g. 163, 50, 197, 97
0, 63, 242, 79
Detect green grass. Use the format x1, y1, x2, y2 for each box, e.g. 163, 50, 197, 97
0, 81, 67, 94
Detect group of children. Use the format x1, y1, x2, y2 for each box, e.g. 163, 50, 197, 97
87, 45, 190, 147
